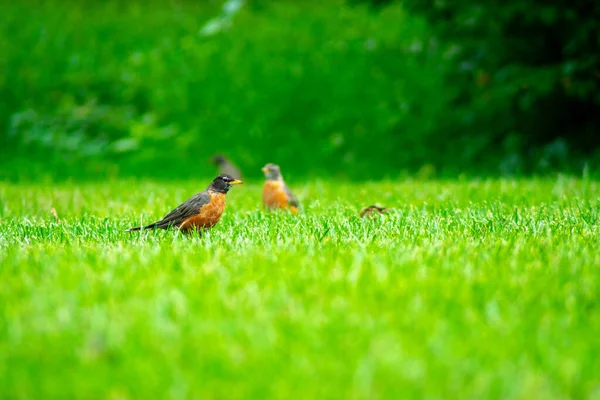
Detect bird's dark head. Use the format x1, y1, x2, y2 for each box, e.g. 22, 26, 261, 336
261, 163, 282, 181
211, 154, 227, 166
209, 174, 243, 193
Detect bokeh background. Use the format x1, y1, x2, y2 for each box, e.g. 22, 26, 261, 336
1, 0, 599, 181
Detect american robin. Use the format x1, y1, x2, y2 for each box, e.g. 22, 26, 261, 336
126, 174, 242, 233
261, 163, 299, 214
211, 154, 242, 180
360, 204, 391, 218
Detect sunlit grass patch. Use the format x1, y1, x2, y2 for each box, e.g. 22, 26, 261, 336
0, 177, 599, 399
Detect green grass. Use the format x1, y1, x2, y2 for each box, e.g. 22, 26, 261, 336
1, 177, 599, 399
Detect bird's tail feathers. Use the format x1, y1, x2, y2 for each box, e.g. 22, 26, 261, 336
125, 222, 158, 232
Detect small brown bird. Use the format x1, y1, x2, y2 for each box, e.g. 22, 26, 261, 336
211, 154, 242, 180
360, 204, 391, 218
262, 163, 299, 214
126, 174, 242, 233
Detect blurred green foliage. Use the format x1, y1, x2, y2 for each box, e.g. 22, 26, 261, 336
361, 0, 600, 175
1, 0, 447, 181
1, 0, 597, 181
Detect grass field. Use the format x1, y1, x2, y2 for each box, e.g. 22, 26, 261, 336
1, 177, 599, 399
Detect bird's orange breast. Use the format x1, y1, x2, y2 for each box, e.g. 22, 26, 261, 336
178, 191, 226, 232
263, 180, 295, 212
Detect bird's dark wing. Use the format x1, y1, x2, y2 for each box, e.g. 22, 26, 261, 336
154, 191, 211, 228
283, 183, 300, 208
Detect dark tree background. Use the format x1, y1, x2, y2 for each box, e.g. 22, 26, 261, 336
1, 1, 599, 180
360, 0, 600, 173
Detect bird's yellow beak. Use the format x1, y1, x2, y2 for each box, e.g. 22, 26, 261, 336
261, 167, 269, 173
230, 179, 243, 185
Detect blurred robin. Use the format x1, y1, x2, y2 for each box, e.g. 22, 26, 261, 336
262, 163, 299, 214
211, 154, 242, 180
126, 174, 242, 233
360, 204, 391, 218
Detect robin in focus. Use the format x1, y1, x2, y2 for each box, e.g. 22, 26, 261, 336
126, 174, 242, 233
360, 204, 391, 218
211, 154, 243, 180
262, 163, 300, 214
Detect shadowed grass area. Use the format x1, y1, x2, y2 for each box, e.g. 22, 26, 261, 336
1, 178, 599, 399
